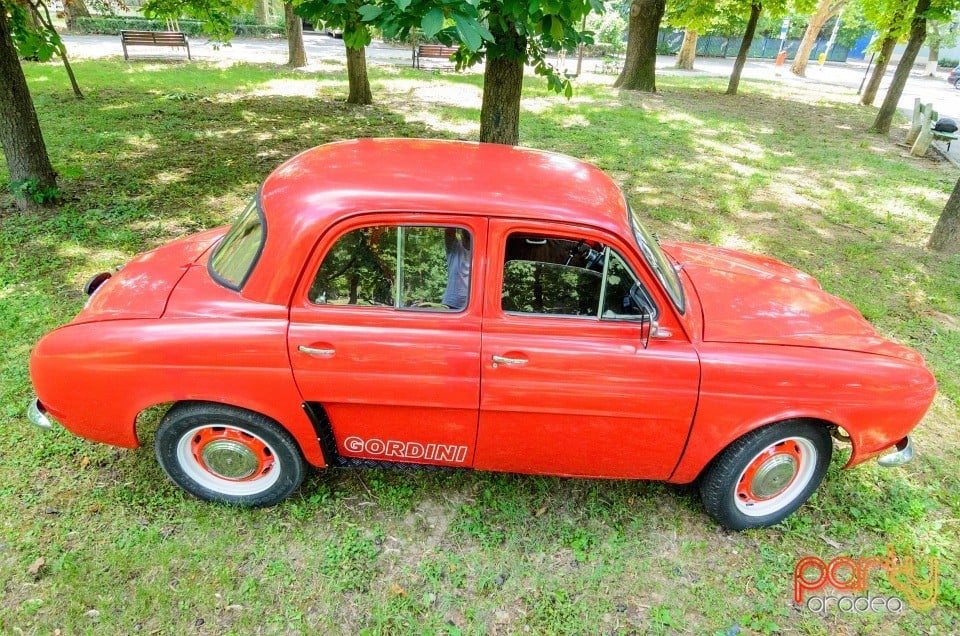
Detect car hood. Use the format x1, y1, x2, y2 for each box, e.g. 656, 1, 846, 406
663, 242, 922, 362
72, 228, 225, 324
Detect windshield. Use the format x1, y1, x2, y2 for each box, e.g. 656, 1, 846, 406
209, 197, 265, 290
628, 203, 685, 313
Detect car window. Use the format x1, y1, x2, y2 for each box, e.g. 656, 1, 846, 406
209, 197, 264, 290
501, 234, 655, 319
310, 225, 472, 311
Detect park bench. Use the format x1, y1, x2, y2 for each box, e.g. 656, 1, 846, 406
932, 127, 959, 151
120, 30, 191, 61
413, 44, 459, 70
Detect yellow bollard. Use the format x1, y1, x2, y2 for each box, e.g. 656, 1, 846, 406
818, 53, 826, 66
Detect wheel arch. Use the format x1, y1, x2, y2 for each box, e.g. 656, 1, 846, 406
700, 417, 839, 481
133, 397, 326, 468
670, 414, 842, 484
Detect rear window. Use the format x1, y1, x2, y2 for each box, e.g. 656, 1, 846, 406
209, 197, 265, 290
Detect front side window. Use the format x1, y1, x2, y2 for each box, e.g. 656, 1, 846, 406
209, 198, 265, 290
310, 225, 472, 311
501, 234, 655, 319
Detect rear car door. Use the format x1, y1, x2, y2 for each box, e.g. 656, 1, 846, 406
288, 215, 486, 467
476, 220, 701, 479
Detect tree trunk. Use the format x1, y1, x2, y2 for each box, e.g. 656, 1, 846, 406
254, 0, 270, 26
479, 20, 525, 145
791, 0, 843, 78
614, 0, 665, 92
871, 0, 930, 136
860, 37, 896, 106
284, 3, 306, 68
726, 2, 761, 96
929, 175, 960, 253
345, 45, 372, 105
676, 28, 697, 70
0, 9, 56, 210
926, 21, 940, 75
63, 0, 90, 31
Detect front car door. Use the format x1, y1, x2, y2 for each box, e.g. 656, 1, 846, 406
476, 220, 701, 479
288, 214, 486, 467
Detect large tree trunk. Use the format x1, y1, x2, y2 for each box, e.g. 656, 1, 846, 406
0, 9, 57, 210
791, 0, 844, 78
345, 45, 371, 105
726, 2, 761, 96
930, 176, 960, 252
871, 0, 930, 135
860, 37, 896, 106
614, 0, 665, 92
254, 0, 270, 26
676, 28, 698, 70
480, 20, 525, 145
63, 0, 90, 31
284, 3, 306, 68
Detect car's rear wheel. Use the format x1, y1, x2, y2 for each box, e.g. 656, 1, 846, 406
155, 402, 306, 506
699, 421, 832, 530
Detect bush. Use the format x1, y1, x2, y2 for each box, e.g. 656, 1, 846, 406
73, 16, 284, 38
939, 57, 959, 69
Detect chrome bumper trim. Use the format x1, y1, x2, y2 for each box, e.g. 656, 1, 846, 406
877, 436, 914, 468
27, 398, 56, 431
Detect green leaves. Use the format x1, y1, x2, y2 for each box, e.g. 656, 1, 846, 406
422, 8, 445, 37
357, 4, 383, 21
6, 1, 61, 62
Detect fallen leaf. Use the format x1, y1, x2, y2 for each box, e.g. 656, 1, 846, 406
534, 506, 547, 517
390, 583, 406, 597
27, 557, 46, 577
79, 456, 90, 469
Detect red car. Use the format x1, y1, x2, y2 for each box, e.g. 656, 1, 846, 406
28, 139, 934, 530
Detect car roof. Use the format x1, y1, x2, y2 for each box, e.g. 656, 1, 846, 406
259, 138, 628, 229
247, 139, 631, 303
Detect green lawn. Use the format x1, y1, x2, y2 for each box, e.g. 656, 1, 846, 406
1, 58, 959, 634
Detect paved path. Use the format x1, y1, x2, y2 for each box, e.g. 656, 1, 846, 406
61, 33, 960, 164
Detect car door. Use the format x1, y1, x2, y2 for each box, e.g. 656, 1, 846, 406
288, 214, 486, 467
475, 220, 701, 480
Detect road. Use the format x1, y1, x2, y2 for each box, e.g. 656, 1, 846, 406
61, 33, 960, 163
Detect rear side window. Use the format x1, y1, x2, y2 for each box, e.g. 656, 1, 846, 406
310, 225, 472, 311
209, 198, 264, 290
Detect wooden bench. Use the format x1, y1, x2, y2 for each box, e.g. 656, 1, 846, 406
413, 44, 459, 70
932, 128, 959, 151
121, 30, 191, 61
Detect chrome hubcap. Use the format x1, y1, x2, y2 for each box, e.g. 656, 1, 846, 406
750, 454, 797, 499
201, 440, 259, 480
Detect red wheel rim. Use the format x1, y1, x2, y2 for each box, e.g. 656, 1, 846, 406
737, 439, 805, 505
189, 426, 275, 482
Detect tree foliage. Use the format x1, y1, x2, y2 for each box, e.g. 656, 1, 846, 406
142, 0, 250, 40
378, 0, 601, 98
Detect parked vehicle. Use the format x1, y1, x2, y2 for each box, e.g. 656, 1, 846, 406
948, 65, 960, 88
28, 139, 934, 529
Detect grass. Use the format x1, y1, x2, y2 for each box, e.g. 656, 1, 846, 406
1, 56, 959, 634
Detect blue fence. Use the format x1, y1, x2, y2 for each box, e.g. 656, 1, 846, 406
657, 29, 850, 63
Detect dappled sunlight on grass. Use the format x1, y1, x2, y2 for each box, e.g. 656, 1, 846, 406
0, 59, 958, 634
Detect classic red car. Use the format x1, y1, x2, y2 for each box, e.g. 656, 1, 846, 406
28, 139, 935, 529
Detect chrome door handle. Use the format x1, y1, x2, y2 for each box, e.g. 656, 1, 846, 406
492, 354, 527, 367
298, 345, 335, 357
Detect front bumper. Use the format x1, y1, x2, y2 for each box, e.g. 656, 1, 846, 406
27, 398, 58, 431
877, 436, 914, 468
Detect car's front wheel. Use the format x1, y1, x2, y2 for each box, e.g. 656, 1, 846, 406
699, 421, 832, 530
155, 402, 306, 507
